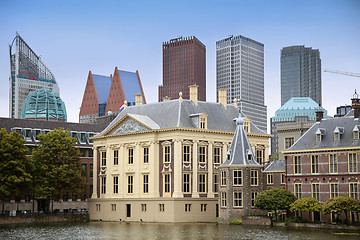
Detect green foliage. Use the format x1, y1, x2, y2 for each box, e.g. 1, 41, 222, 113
323, 196, 360, 215
290, 197, 322, 213
229, 219, 242, 224
0, 128, 33, 199
32, 128, 84, 205
269, 152, 279, 161
255, 187, 296, 220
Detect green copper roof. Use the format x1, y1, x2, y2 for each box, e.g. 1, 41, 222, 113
20, 88, 67, 122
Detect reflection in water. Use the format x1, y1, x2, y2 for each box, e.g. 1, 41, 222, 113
0, 222, 357, 240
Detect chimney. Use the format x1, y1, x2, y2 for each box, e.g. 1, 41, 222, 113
315, 110, 323, 122
163, 96, 171, 102
189, 85, 198, 104
135, 94, 143, 105
352, 90, 360, 118
217, 89, 227, 107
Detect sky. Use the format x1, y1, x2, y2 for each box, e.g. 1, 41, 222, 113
0, 0, 359, 132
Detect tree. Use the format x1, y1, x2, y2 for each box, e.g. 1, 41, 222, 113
269, 152, 279, 162
290, 197, 322, 221
0, 128, 33, 213
32, 128, 84, 212
323, 196, 360, 223
255, 187, 296, 220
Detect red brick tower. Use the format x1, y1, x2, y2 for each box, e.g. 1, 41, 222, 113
105, 67, 126, 113
79, 71, 100, 124
159, 36, 206, 102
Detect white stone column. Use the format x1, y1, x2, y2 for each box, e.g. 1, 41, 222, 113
105, 146, 111, 198
207, 142, 214, 198
119, 144, 125, 197
91, 146, 98, 198
173, 139, 183, 198
134, 142, 140, 197
151, 140, 160, 197
192, 140, 199, 198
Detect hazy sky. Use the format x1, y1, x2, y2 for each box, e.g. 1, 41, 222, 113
0, 0, 359, 131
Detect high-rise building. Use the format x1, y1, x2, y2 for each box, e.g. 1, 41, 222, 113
216, 35, 267, 132
281, 45, 322, 106
9, 33, 60, 118
158, 36, 206, 101
79, 67, 146, 124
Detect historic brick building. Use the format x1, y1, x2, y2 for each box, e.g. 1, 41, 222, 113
283, 94, 360, 222
79, 67, 146, 124
159, 36, 206, 102
0, 117, 107, 213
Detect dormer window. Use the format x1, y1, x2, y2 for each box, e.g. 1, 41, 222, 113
333, 127, 344, 141
315, 128, 325, 142
247, 149, 252, 161
199, 113, 208, 129
353, 126, 360, 140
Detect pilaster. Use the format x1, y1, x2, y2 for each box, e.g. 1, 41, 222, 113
193, 140, 199, 198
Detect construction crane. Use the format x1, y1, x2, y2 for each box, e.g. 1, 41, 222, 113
324, 69, 360, 77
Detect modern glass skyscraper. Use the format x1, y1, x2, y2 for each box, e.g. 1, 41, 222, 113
9, 33, 60, 118
281, 45, 322, 106
216, 35, 267, 132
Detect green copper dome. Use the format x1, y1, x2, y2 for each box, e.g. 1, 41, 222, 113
20, 88, 67, 121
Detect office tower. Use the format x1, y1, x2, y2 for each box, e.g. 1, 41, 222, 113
281, 45, 322, 106
79, 67, 146, 124
216, 35, 267, 132
9, 33, 60, 118
159, 36, 206, 101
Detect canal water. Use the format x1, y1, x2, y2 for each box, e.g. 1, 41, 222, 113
0, 222, 358, 240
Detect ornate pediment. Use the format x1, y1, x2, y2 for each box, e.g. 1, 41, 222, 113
112, 118, 150, 135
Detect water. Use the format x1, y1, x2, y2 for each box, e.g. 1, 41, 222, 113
0, 222, 359, 240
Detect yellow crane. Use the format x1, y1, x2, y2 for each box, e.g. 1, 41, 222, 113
324, 69, 360, 77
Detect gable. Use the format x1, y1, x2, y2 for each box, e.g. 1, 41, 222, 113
79, 71, 99, 116
111, 118, 150, 135
105, 67, 126, 114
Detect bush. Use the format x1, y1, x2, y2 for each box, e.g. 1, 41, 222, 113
229, 219, 242, 225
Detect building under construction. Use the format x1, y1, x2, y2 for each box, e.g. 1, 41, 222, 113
9, 33, 60, 118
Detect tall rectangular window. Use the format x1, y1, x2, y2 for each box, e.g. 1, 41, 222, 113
233, 169, 242, 186
221, 170, 226, 186
214, 147, 221, 164
128, 148, 134, 164
329, 154, 338, 173
285, 137, 294, 149
199, 146, 206, 163
183, 173, 191, 193
127, 175, 133, 194
221, 192, 227, 207
164, 173, 171, 193
113, 150, 119, 165
250, 170, 258, 186
143, 147, 149, 163
349, 153, 357, 172
294, 183, 302, 199
256, 149, 263, 165
164, 145, 171, 163
101, 152, 106, 166
330, 183, 339, 198
143, 174, 149, 193
200, 117, 206, 129
267, 174, 273, 185
213, 174, 219, 192
251, 192, 258, 207
281, 173, 285, 184
312, 183, 320, 201
311, 155, 319, 174
199, 174, 207, 193
294, 156, 301, 174
90, 164, 93, 178
101, 177, 106, 194
113, 176, 118, 194
233, 191, 242, 207
350, 183, 359, 200
183, 145, 190, 163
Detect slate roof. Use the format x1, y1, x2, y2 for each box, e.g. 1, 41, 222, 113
285, 116, 360, 152
221, 113, 259, 166
92, 74, 112, 104
263, 160, 285, 172
100, 99, 268, 135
